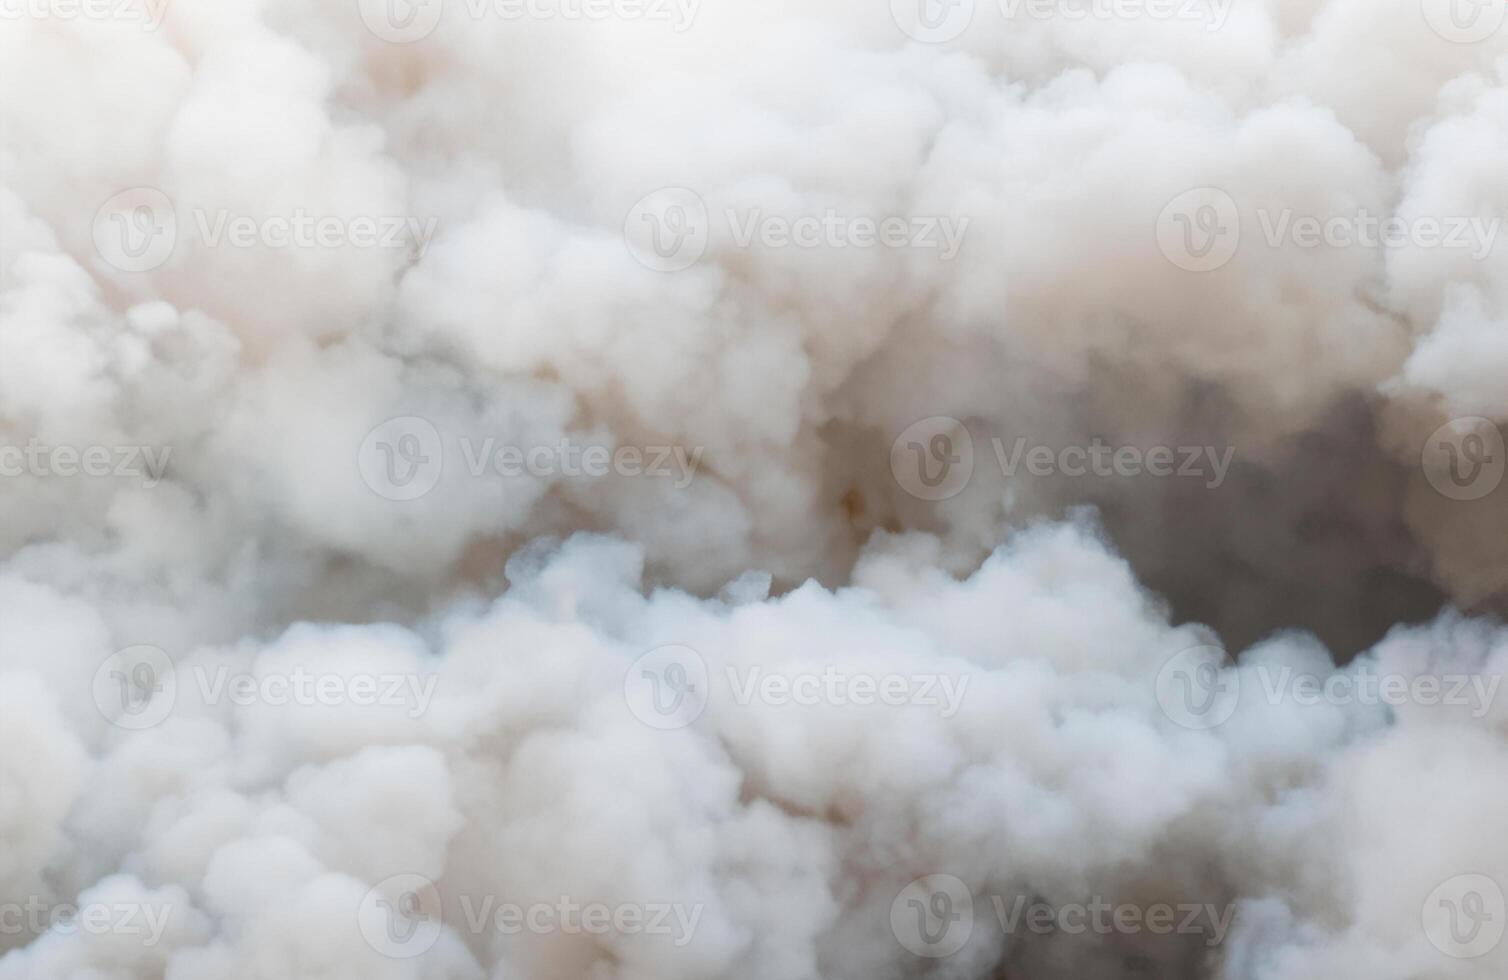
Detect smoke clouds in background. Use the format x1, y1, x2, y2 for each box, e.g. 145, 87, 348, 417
3, 0, 1508, 976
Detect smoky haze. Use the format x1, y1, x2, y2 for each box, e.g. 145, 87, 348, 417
3, 0, 1508, 978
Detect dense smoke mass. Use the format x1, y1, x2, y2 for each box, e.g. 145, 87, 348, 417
3, 0, 1508, 977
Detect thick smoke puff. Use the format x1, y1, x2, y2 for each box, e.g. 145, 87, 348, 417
7, 1, 1508, 978
0, 525, 1491, 978
0, 674, 89, 910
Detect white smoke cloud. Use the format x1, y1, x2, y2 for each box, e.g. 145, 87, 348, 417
4, 0, 1508, 977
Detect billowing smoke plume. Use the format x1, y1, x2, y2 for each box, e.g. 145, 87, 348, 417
3, 0, 1508, 977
